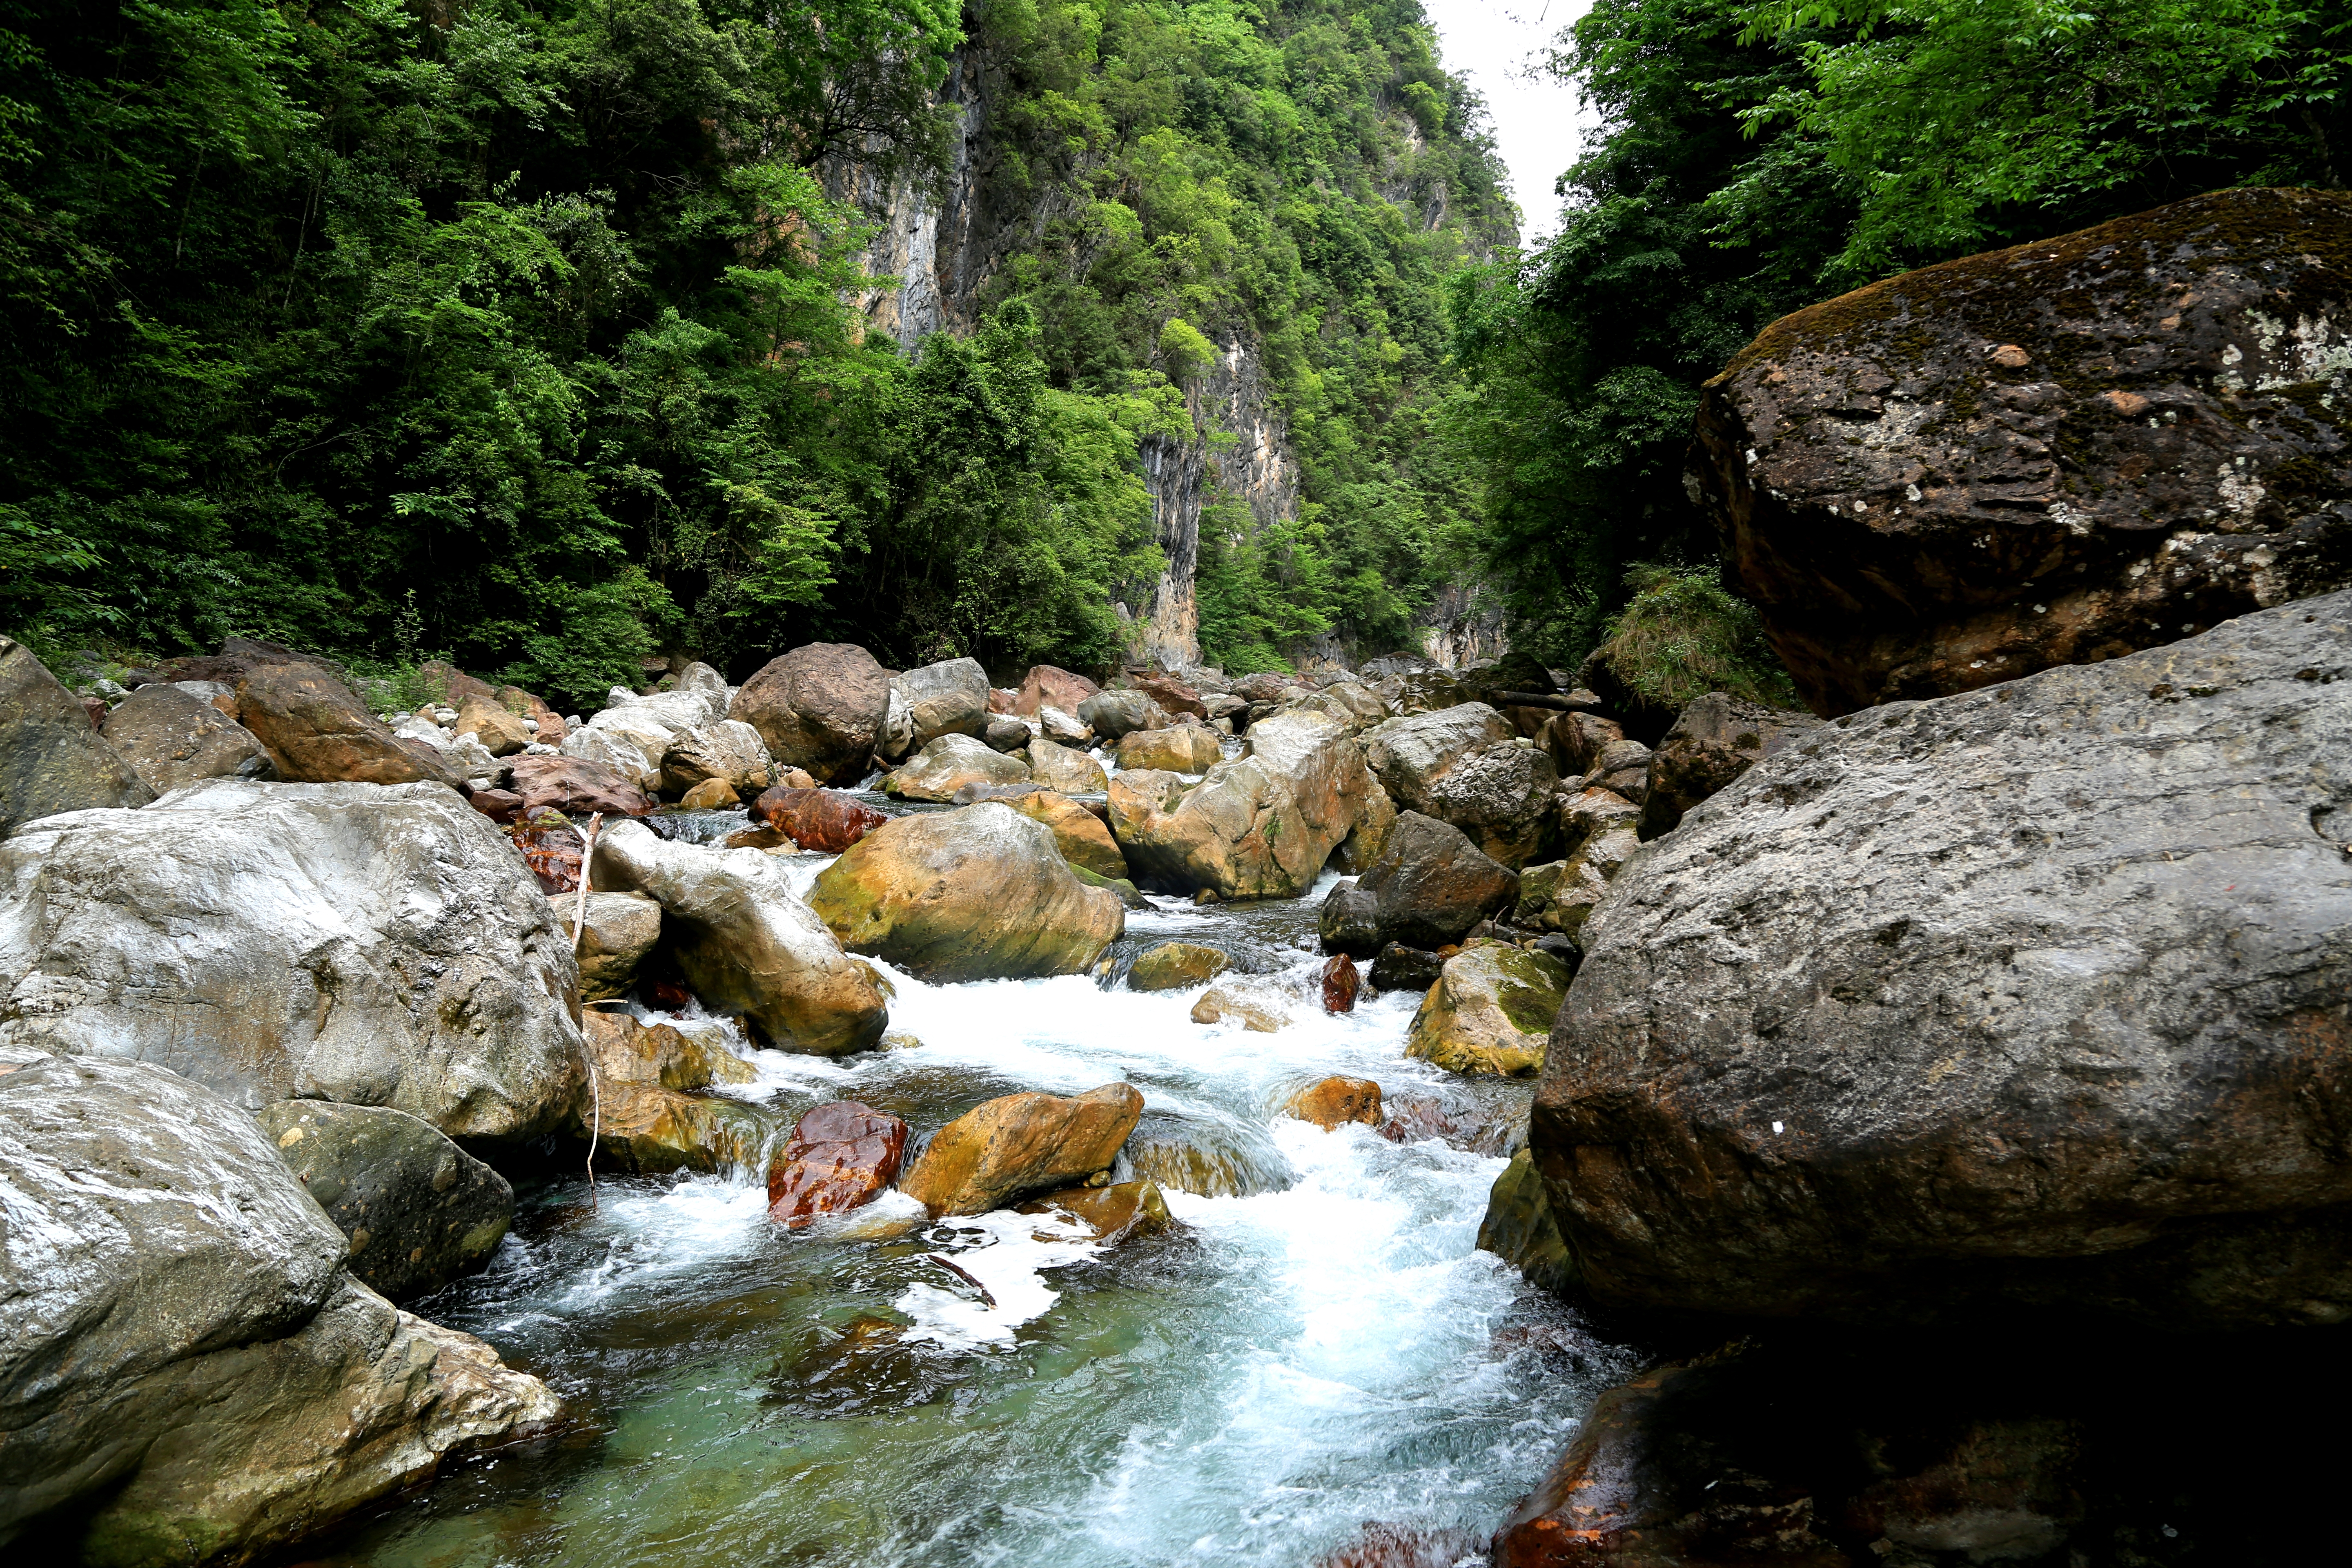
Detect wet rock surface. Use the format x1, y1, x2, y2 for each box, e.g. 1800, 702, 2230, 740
897, 1082, 1145, 1217
884, 732, 1032, 800
1534, 592, 2352, 1328
1408, 944, 1570, 1079
1320, 811, 1518, 956
1286, 1075, 1382, 1131
1697, 187, 2352, 715
1128, 940, 1231, 991
1109, 710, 1373, 899
766, 1101, 910, 1227
751, 784, 886, 851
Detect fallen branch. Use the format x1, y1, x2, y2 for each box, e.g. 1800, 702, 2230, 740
568, 812, 606, 1207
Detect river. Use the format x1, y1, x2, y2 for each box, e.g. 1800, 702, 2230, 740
301, 794, 1633, 1567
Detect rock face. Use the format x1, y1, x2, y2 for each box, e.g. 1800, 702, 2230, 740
236, 662, 460, 787
255, 1100, 514, 1303
506, 754, 657, 817
751, 784, 886, 852
1697, 186, 2352, 716
999, 788, 1129, 879
898, 1082, 1145, 1216
0, 780, 584, 1141
766, 1101, 910, 1227
1115, 724, 1223, 773
1108, 711, 1373, 899
730, 642, 892, 784
1407, 944, 1571, 1078
1532, 592, 2352, 1328
806, 803, 1125, 982
0, 1051, 557, 1562
892, 657, 990, 748
0, 636, 157, 833
1128, 940, 1230, 991
1319, 812, 1517, 956
1027, 735, 1109, 793
1361, 703, 1516, 814
883, 733, 1031, 800
559, 724, 661, 792
575, 890, 661, 1000
590, 820, 887, 1055
100, 682, 272, 794
1539, 710, 1623, 779
1638, 693, 1824, 839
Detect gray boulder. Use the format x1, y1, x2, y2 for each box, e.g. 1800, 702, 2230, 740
892, 657, 990, 750
100, 682, 274, 794
659, 718, 773, 796
1638, 693, 1826, 839
1419, 740, 1558, 867
1317, 811, 1517, 956
0, 1050, 557, 1559
0, 635, 154, 834
1361, 702, 1515, 815
728, 642, 891, 785
576, 889, 661, 1000
1076, 688, 1162, 740
255, 1100, 513, 1303
1532, 592, 2352, 1329
0, 780, 585, 1142
883, 732, 1031, 801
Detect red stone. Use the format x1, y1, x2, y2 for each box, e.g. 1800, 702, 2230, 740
1131, 671, 1207, 720
987, 687, 1018, 715
648, 977, 693, 1012
506, 755, 654, 817
80, 696, 106, 729
467, 786, 523, 823
752, 785, 886, 852
1321, 952, 1361, 1013
766, 1101, 910, 1227
508, 821, 582, 893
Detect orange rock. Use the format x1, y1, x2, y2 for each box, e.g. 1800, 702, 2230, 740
1015, 1179, 1173, 1243
898, 1083, 1144, 1217
1286, 1076, 1382, 1131
753, 785, 886, 852
767, 1102, 909, 1228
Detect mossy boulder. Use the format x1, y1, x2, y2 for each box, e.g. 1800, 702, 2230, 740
1000, 787, 1129, 879
1478, 1147, 1576, 1296
1128, 940, 1231, 991
1406, 944, 1572, 1077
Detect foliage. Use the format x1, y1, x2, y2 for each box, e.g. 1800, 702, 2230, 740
1584, 563, 1797, 710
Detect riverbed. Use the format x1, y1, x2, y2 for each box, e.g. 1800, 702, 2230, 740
300, 800, 1633, 1567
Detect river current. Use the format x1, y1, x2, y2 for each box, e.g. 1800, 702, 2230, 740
303, 794, 1634, 1568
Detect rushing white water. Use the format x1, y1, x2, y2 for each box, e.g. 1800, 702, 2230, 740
316, 832, 1631, 1568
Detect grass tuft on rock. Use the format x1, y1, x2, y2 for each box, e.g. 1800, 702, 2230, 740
1584, 564, 1801, 712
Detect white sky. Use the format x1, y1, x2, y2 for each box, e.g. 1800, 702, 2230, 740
1425, 0, 1597, 243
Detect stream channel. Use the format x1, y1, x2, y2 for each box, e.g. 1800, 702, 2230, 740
305, 788, 1637, 1568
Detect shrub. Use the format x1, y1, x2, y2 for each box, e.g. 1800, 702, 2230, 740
1584, 564, 1800, 711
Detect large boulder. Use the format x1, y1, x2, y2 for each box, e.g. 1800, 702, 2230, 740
1318, 811, 1517, 956
805, 803, 1125, 982
882, 733, 1030, 801
1361, 702, 1517, 815
575, 889, 661, 999
1128, 940, 1230, 991
1417, 740, 1558, 866
999, 788, 1128, 879
891, 657, 990, 749
453, 695, 531, 757
1538, 710, 1624, 778
660, 719, 773, 796
1107, 710, 1373, 899
0, 780, 584, 1141
1696, 186, 2352, 716
98, 681, 272, 795
1076, 688, 1163, 740
897, 1082, 1145, 1216
580, 1009, 756, 1092
1131, 671, 1207, 719
505, 753, 655, 817
590, 820, 887, 1055
1016, 663, 1100, 717
255, 1100, 514, 1303
750, 784, 886, 852
558, 724, 660, 792
0, 639, 158, 835
1116, 724, 1223, 773
0, 1051, 558, 1561
1406, 944, 1572, 1078
1531, 592, 2352, 1329
1637, 693, 1825, 839
1027, 735, 1109, 793
730, 643, 892, 784
236, 662, 460, 787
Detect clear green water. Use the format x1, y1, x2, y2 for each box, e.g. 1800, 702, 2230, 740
305, 844, 1630, 1568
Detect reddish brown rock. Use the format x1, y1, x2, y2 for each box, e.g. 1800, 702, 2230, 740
1537, 710, 1623, 779
1697, 186, 2352, 715
1015, 663, 1099, 717
152, 635, 338, 688
1285, 1076, 1381, 1131
1014, 1179, 1173, 1243
506, 755, 655, 817
1316, 1524, 1484, 1568
1321, 952, 1361, 1013
1131, 671, 1207, 720
466, 787, 522, 823
236, 662, 460, 787
509, 819, 583, 894
987, 686, 1019, 715
766, 1101, 910, 1228
753, 785, 886, 851
417, 659, 498, 706
731, 642, 891, 784
500, 684, 566, 744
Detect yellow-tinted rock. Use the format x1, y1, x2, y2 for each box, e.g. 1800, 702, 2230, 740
1001, 788, 1129, 880
454, 695, 532, 757
678, 777, 739, 810
1189, 986, 1288, 1033
1015, 1179, 1174, 1243
1116, 725, 1223, 773
1405, 945, 1571, 1078
1285, 1076, 1382, 1131
898, 1082, 1145, 1216
1129, 940, 1230, 991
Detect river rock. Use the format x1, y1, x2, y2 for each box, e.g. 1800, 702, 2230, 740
1108, 711, 1373, 899
1015, 1179, 1173, 1243
1419, 741, 1558, 866
677, 778, 737, 809
579, 704, 678, 779
983, 713, 1032, 751
1319, 811, 1517, 956
234, 661, 460, 788
1590, 738, 1652, 801
1000, 788, 1128, 879
1407, 944, 1570, 1078
590, 820, 887, 1054
454, 695, 532, 756
1036, 705, 1093, 746
0, 1051, 558, 1561
730, 642, 891, 784
1533, 591, 2352, 1328
1190, 985, 1289, 1032
876, 684, 915, 761
661, 718, 773, 796
1027, 734, 1109, 793
806, 802, 1125, 982
1332, 777, 1398, 874
1515, 828, 1639, 937
1129, 940, 1231, 991
502, 684, 566, 744
1017, 664, 1100, 717
1557, 784, 1641, 862
1077, 688, 1162, 739
1116, 724, 1222, 773
766, 1101, 910, 1227
1370, 942, 1445, 992
750, 784, 885, 852
98, 681, 271, 795
256, 1100, 514, 1303
575, 890, 661, 999
0, 779, 584, 1140
1321, 953, 1361, 1013
1636, 692, 1824, 840
581, 1009, 755, 1091
1477, 1148, 1575, 1296
1361, 702, 1515, 815
1284, 679, 1389, 732
587, 1080, 788, 1174
1696, 187, 2352, 715
1538, 710, 1623, 778
1131, 671, 1207, 719
898, 1082, 1146, 1216
559, 724, 661, 792
1286, 1076, 1382, 1131
893, 657, 990, 748
883, 732, 1030, 800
